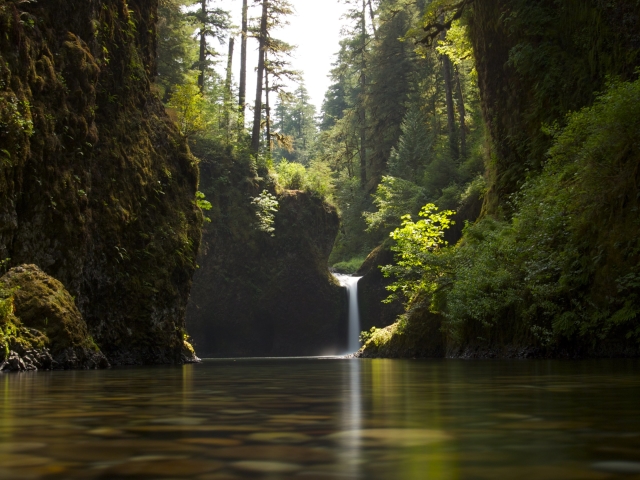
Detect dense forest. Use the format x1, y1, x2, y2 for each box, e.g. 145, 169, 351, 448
155, 0, 640, 357
1, 0, 639, 367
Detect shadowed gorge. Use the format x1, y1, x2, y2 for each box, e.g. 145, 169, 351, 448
0, 0, 639, 478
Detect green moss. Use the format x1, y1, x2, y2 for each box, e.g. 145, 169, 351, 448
0, 265, 98, 355
0, 0, 202, 363
0, 282, 48, 362
359, 304, 445, 358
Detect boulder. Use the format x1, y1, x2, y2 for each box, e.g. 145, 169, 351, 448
0, 265, 109, 370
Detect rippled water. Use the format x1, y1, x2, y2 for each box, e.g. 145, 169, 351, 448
1, 359, 640, 479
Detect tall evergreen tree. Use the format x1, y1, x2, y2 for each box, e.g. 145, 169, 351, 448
238, 0, 249, 120
157, 0, 197, 101
189, 0, 231, 92
250, 0, 295, 154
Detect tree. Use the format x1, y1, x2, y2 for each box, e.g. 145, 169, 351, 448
381, 203, 455, 303
167, 74, 211, 138
189, 0, 231, 92
250, 0, 295, 154
157, 0, 198, 101
273, 81, 317, 164
365, 0, 419, 189
251, 0, 269, 154
388, 103, 435, 183
238, 0, 249, 119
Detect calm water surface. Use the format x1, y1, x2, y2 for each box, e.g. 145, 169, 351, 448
1, 359, 639, 479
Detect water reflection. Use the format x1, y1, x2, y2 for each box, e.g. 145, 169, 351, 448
0, 359, 638, 479
337, 358, 362, 477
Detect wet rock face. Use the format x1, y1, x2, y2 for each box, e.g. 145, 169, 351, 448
188, 190, 347, 357
0, 1, 201, 364
0, 265, 110, 370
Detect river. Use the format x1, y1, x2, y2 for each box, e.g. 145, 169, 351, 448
0, 358, 639, 479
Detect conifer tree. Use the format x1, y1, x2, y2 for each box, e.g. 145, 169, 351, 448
157, 0, 198, 101
189, 0, 231, 92
239, 0, 248, 119
250, 0, 295, 154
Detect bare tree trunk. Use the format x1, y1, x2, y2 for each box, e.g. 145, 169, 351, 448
238, 0, 248, 119
454, 65, 466, 159
198, 0, 207, 92
442, 54, 457, 158
265, 52, 271, 153
367, 0, 378, 40
359, 0, 367, 189
224, 37, 235, 143
251, 0, 268, 154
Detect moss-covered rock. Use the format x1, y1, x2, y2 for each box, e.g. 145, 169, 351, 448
357, 303, 445, 359
0, 264, 109, 370
0, 0, 202, 364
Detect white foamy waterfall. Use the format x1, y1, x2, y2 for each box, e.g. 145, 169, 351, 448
334, 274, 363, 353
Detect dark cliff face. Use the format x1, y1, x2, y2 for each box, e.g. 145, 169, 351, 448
187, 150, 345, 357
468, 0, 640, 214
0, 0, 201, 364
356, 245, 404, 333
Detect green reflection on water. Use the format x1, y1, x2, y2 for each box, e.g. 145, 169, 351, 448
0, 359, 638, 479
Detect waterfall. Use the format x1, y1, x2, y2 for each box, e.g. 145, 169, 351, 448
334, 274, 363, 353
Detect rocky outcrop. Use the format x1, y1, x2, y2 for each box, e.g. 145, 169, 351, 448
356, 244, 404, 333
0, 0, 201, 364
357, 303, 445, 359
0, 265, 109, 371
187, 152, 346, 357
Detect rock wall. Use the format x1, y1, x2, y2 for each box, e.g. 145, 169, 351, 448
187, 151, 346, 357
0, 0, 201, 364
356, 245, 404, 333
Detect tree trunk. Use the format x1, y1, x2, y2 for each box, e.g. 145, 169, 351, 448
238, 0, 248, 119
367, 0, 377, 40
198, 0, 207, 92
442, 54, 458, 159
251, 0, 268, 154
224, 37, 235, 143
454, 65, 466, 159
359, 0, 367, 189
265, 52, 271, 153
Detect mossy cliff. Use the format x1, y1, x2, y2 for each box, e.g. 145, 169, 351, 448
187, 147, 345, 357
469, 0, 640, 213
0, 0, 201, 364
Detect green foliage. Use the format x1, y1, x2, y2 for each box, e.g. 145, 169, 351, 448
156, 0, 198, 100
275, 160, 334, 198
388, 104, 435, 183
275, 160, 306, 190
382, 204, 455, 303
332, 256, 366, 275
435, 20, 474, 69
251, 190, 279, 236
273, 82, 318, 165
442, 77, 640, 347
167, 73, 211, 137
195, 191, 212, 223
364, 176, 425, 234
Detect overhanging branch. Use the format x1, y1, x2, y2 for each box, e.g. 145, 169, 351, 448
420, 0, 475, 46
